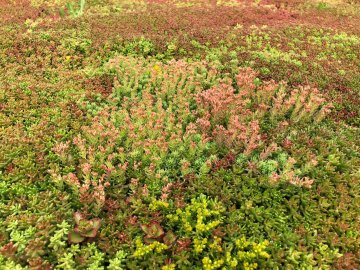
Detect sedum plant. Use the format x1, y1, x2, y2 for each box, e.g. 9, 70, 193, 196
68, 212, 101, 244
66, 0, 85, 17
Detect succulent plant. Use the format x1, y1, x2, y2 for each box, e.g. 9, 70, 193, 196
68, 212, 101, 244
140, 221, 164, 244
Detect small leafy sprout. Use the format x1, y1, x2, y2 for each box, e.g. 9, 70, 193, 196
140, 222, 164, 244
140, 222, 177, 246
66, 0, 86, 18
68, 212, 101, 244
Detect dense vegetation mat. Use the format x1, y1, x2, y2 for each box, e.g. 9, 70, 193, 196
0, 1, 359, 269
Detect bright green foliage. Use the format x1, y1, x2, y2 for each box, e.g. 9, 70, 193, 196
66, 0, 86, 17
166, 195, 225, 235
49, 221, 71, 252
108, 250, 127, 270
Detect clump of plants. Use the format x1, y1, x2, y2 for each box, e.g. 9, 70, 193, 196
0, 0, 359, 269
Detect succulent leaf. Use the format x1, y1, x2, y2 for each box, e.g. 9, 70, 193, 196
68, 231, 85, 243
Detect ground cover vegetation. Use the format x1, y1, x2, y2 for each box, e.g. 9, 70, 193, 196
0, 0, 359, 269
